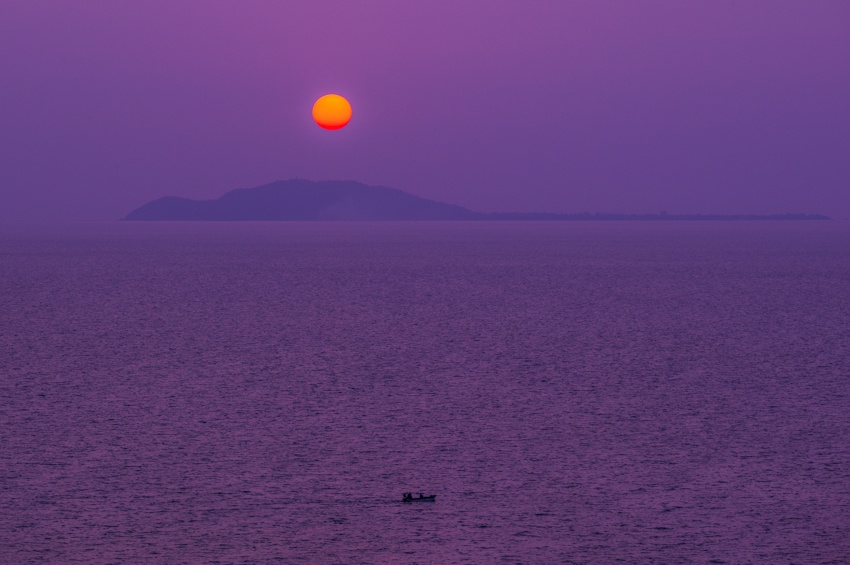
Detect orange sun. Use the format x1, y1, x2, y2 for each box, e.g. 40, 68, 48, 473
312, 94, 352, 130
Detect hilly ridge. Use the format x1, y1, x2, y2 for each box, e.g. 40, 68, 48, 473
125, 179, 829, 221
125, 179, 477, 221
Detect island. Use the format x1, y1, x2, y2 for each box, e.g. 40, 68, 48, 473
125, 179, 829, 221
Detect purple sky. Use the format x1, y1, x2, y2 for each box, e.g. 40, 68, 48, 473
1, 1, 848, 222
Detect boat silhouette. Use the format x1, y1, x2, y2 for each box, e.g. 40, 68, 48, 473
402, 492, 436, 502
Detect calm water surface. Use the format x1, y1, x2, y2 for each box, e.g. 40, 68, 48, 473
2, 222, 849, 563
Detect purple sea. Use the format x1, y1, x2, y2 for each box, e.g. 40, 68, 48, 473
2, 222, 849, 563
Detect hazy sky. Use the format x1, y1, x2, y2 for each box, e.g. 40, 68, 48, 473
1, 1, 848, 222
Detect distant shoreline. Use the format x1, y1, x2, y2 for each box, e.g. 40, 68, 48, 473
483, 212, 830, 221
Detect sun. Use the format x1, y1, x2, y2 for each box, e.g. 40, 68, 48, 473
312, 94, 352, 130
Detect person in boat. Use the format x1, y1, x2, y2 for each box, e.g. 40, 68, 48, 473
403, 492, 412, 501
419, 492, 425, 499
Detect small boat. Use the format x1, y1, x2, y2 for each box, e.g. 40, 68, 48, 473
402, 493, 436, 502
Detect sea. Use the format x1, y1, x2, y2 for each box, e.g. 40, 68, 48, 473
1, 221, 849, 564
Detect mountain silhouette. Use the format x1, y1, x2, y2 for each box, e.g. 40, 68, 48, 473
125, 179, 480, 221
125, 179, 829, 221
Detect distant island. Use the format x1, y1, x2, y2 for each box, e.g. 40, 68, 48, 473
125, 179, 830, 221
125, 179, 477, 221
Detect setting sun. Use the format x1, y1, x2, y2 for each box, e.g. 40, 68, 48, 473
312, 94, 352, 130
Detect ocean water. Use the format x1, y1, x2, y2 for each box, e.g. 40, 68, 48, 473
1, 221, 849, 564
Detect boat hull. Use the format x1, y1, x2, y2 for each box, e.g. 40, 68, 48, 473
402, 495, 436, 502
